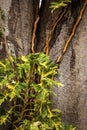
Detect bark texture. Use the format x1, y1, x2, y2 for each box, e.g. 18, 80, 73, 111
0, 0, 36, 58
37, 1, 87, 130
49, 3, 87, 130
0, 0, 87, 130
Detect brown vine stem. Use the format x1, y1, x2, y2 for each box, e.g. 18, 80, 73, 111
31, 0, 40, 53
31, 16, 40, 53
44, 7, 67, 55
56, 0, 87, 64
52, 7, 67, 31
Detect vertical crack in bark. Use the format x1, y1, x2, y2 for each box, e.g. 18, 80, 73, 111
70, 47, 75, 70
36, 0, 55, 52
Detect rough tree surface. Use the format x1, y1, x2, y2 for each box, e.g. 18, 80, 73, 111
0, 0, 87, 130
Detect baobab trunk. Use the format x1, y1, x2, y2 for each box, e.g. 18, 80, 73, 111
0, 0, 87, 130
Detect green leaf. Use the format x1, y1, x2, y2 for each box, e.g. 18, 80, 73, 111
50, 0, 71, 13
21, 55, 28, 62
0, 52, 75, 129
52, 108, 61, 113
0, 61, 6, 68
0, 114, 8, 125
40, 103, 48, 118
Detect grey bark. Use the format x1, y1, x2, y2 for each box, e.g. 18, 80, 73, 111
0, 0, 35, 58
37, 1, 87, 130
49, 4, 87, 130
0, 0, 87, 130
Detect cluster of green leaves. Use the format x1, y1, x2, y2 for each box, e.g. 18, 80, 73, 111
50, 0, 71, 13
0, 53, 75, 130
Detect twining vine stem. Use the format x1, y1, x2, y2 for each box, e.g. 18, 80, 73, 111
31, 0, 40, 53
31, 16, 40, 53
56, 0, 87, 64
31, 0, 87, 65
44, 7, 67, 55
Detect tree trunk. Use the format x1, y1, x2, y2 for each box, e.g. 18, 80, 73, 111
0, 0, 37, 58
0, 0, 87, 130
50, 3, 87, 130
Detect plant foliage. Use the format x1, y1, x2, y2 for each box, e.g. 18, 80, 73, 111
0, 53, 75, 130
50, 0, 71, 12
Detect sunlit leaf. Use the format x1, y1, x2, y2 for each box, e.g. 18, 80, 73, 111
0, 52, 75, 129
21, 55, 28, 62
50, 0, 71, 13
0, 61, 6, 68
